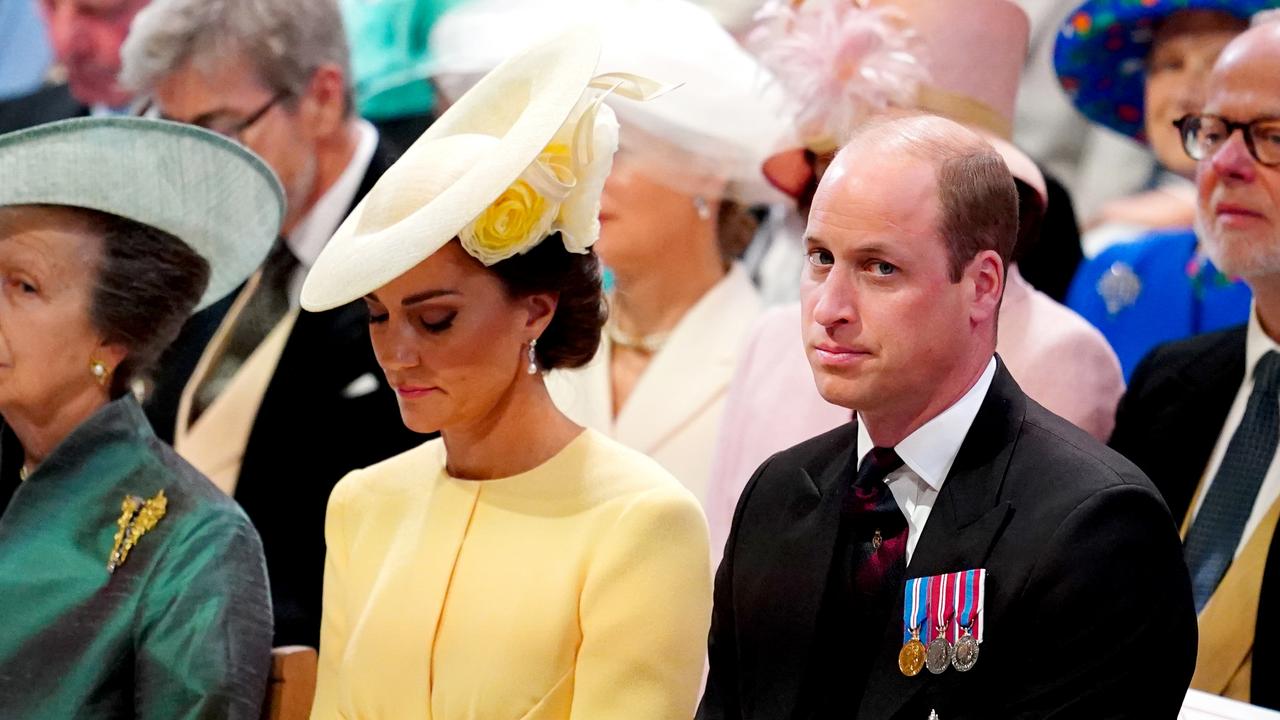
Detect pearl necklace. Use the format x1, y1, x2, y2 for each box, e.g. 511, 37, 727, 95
606, 321, 670, 355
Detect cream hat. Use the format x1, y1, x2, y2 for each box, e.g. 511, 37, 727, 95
0, 117, 283, 311
302, 26, 666, 312
428, 0, 794, 205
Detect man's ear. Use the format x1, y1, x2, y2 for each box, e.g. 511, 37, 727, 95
966, 249, 1004, 325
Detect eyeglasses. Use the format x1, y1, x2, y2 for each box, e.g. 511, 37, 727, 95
135, 91, 289, 140
1173, 113, 1280, 167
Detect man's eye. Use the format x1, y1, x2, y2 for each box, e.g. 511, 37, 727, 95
869, 261, 897, 276
807, 248, 834, 267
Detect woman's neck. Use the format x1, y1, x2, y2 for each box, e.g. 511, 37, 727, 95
4, 389, 109, 471
440, 375, 582, 480
610, 244, 726, 338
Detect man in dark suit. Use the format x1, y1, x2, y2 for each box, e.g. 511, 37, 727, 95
1110, 20, 1280, 709
0, 0, 151, 133
699, 114, 1196, 720
119, 0, 423, 648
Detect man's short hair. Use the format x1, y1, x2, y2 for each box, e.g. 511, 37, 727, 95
850, 115, 1020, 282
121, 0, 353, 114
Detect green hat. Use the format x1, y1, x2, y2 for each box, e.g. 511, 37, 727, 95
0, 117, 284, 311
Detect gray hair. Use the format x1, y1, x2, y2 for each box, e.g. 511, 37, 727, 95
120, 0, 353, 113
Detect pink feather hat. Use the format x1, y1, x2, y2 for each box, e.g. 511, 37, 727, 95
754, 0, 1047, 209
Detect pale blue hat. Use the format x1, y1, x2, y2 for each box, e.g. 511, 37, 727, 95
0, 116, 284, 311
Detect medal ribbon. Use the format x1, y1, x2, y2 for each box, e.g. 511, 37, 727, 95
929, 571, 955, 644
902, 576, 929, 644
954, 568, 986, 642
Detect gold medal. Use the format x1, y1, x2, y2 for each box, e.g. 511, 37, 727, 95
898, 624, 926, 677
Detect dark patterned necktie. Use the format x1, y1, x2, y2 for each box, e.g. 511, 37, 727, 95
848, 446, 908, 597
190, 239, 298, 423
1185, 350, 1280, 612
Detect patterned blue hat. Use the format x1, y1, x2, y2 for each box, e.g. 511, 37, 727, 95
1054, 0, 1276, 141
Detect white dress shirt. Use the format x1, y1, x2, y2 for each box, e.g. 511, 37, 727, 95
284, 118, 379, 305
1190, 303, 1280, 559
856, 357, 997, 563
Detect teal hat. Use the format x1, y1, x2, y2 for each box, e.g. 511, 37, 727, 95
0, 117, 284, 310
1054, 0, 1276, 140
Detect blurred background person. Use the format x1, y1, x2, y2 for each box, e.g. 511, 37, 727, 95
1015, 0, 1165, 238
707, 0, 1123, 557
0, 0, 53, 102
303, 30, 711, 719
0, 117, 279, 718
120, 0, 422, 647
1059, 0, 1272, 378
0, 0, 150, 132
429, 0, 793, 504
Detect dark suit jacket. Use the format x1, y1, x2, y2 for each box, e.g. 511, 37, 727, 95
701, 362, 1197, 719
0, 83, 87, 134
144, 138, 425, 648
1110, 325, 1280, 709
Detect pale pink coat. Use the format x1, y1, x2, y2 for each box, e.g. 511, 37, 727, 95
705, 266, 1125, 556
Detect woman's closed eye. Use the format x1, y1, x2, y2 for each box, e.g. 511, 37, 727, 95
420, 311, 457, 334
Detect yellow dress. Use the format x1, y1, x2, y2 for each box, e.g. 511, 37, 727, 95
311, 429, 712, 719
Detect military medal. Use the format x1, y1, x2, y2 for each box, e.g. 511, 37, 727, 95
899, 576, 928, 677
925, 571, 955, 674
107, 490, 167, 573
951, 569, 986, 672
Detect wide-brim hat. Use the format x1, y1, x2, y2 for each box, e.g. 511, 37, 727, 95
427, 0, 794, 206
301, 27, 606, 311
1054, 0, 1276, 140
757, 0, 1047, 210
0, 117, 283, 311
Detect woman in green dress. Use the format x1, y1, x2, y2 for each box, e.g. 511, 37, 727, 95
0, 117, 283, 719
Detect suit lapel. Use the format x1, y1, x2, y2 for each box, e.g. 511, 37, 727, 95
614, 265, 761, 453
758, 428, 858, 718
857, 360, 1022, 719
1157, 331, 1244, 522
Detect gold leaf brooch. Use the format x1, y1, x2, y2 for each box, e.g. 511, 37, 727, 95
107, 490, 167, 573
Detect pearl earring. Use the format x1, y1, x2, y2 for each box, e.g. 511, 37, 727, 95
527, 339, 539, 375
90, 359, 109, 387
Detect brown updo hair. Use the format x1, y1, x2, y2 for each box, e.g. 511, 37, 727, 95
487, 232, 606, 370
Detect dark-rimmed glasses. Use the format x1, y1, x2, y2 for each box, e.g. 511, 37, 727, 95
1173, 113, 1280, 167
135, 91, 289, 140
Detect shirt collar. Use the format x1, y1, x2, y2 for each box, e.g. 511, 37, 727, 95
856, 356, 997, 491
286, 119, 379, 269
1245, 301, 1280, 383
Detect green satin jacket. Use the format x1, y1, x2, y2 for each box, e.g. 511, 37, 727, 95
0, 395, 273, 719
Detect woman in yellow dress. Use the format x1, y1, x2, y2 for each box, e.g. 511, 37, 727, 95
302, 28, 712, 719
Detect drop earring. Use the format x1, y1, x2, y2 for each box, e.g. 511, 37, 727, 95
527, 339, 539, 375
694, 196, 711, 221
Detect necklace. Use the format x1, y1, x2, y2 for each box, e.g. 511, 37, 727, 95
606, 321, 670, 354
18, 465, 29, 482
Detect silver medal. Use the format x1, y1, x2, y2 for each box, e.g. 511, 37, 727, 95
952, 630, 979, 672
925, 635, 952, 674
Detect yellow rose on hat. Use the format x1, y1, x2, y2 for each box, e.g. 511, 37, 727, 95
461, 178, 555, 264
459, 93, 619, 264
